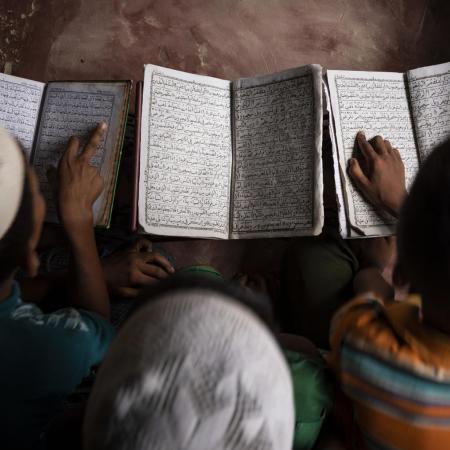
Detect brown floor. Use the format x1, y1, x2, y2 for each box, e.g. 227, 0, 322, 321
1, 0, 450, 278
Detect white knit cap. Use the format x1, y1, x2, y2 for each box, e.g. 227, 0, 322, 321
0, 129, 25, 239
83, 289, 294, 450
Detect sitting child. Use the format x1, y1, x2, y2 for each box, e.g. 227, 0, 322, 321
85, 266, 334, 450
329, 133, 450, 449
83, 274, 331, 450
0, 124, 142, 449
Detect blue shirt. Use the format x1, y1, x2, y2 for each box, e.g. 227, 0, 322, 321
0, 282, 115, 449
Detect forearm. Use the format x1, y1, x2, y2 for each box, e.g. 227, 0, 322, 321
66, 225, 110, 319
353, 267, 394, 301
53, 122, 110, 318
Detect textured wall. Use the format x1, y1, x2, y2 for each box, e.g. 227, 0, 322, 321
1, 0, 449, 85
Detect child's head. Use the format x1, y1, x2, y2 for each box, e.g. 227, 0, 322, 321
0, 130, 46, 284
83, 277, 294, 450
397, 140, 450, 311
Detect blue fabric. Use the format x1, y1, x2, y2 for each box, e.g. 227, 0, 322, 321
341, 343, 450, 406
341, 343, 450, 427
0, 282, 115, 449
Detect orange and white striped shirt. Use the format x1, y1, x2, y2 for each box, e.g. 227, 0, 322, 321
329, 293, 450, 450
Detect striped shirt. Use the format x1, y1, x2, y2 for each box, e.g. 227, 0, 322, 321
329, 293, 450, 450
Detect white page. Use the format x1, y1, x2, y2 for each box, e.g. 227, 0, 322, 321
407, 62, 450, 161
230, 65, 323, 239
0, 73, 44, 159
139, 65, 232, 239
32, 82, 129, 225
327, 70, 419, 237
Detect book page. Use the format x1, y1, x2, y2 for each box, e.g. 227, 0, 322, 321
407, 62, 450, 161
0, 73, 44, 159
327, 70, 419, 237
139, 65, 232, 239
231, 65, 323, 239
32, 81, 130, 226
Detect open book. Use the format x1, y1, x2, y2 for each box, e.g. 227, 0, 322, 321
138, 64, 323, 239
0, 74, 131, 227
327, 62, 450, 237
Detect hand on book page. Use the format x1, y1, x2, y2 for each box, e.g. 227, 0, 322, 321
102, 238, 175, 298
55, 122, 107, 232
348, 132, 407, 218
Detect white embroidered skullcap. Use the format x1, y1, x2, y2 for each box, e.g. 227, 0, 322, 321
0, 129, 25, 239
83, 289, 294, 450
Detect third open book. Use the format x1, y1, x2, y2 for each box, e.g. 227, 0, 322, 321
328, 62, 450, 237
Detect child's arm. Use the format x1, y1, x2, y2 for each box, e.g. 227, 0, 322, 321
56, 123, 110, 319
347, 132, 407, 301
351, 236, 397, 301
19, 240, 174, 304
353, 267, 394, 301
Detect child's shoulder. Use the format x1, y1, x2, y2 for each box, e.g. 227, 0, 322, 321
4, 301, 115, 361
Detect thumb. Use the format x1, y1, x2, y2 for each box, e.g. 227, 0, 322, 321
348, 158, 370, 191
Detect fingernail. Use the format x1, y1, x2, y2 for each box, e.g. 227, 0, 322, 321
100, 121, 107, 130
170, 267, 175, 273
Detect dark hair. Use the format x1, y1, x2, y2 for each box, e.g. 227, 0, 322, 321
126, 273, 275, 331
0, 174, 33, 282
397, 140, 450, 299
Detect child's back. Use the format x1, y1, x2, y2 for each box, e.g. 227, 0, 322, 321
330, 136, 450, 449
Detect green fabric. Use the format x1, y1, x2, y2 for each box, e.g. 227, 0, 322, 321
0, 282, 115, 449
285, 350, 334, 450
284, 230, 359, 348
178, 265, 224, 280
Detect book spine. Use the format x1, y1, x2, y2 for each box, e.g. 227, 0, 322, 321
131, 81, 143, 232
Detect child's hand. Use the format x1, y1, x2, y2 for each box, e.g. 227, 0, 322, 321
102, 239, 175, 298
349, 132, 407, 217
56, 122, 106, 232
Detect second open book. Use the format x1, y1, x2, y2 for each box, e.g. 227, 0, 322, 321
138, 64, 324, 239
138, 62, 450, 239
